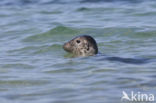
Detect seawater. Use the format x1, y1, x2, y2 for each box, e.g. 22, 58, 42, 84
0, 0, 156, 103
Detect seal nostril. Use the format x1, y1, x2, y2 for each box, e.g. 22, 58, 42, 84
63, 42, 71, 52
63, 43, 67, 50
63, 43, 67, 48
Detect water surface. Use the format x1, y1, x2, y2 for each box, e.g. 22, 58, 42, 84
0, 0, 156, 103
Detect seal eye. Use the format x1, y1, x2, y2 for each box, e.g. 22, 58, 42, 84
76, 40, 81, 44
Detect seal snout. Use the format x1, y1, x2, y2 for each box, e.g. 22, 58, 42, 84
63, 42, 72, 52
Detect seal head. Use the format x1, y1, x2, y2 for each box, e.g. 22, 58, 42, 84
63, 35, 98, 57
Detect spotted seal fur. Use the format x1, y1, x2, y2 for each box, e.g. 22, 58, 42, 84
63, 35, 150, 64
63, 35, 98, 57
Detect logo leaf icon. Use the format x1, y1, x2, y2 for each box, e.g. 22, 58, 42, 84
121, 91, 131, 101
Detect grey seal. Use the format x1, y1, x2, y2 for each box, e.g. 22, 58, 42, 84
63, 35, 150, 64
63, 35, 98, 57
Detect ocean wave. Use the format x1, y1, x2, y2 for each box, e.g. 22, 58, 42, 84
23, 26, 85, 43
0, 0, 151, 6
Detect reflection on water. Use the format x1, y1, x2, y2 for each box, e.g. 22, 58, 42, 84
0, 0, 156, 103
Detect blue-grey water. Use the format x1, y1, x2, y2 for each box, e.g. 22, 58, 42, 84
0, 0, 156, 103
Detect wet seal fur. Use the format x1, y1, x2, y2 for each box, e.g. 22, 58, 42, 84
63, 35, 98, 57
63, 35, 151, 64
